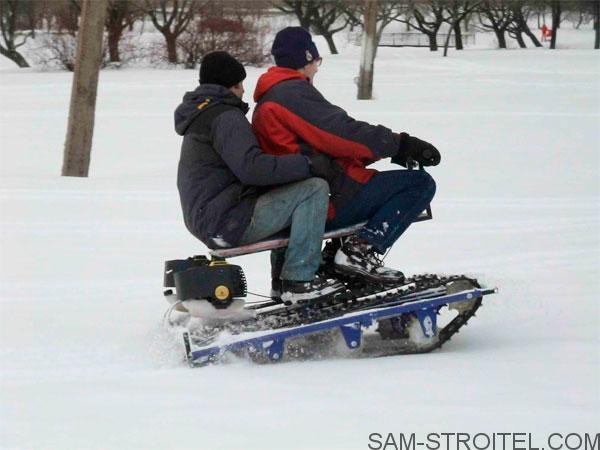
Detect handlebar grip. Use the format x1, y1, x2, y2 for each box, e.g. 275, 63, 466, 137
422, 148, 434, 160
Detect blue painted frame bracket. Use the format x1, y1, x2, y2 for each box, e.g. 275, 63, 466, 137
263, 339, 285, 361
339, 322, 365, 349
415, 308, 438, 338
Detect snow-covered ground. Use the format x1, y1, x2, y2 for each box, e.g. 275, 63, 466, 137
1, 32, 599, 449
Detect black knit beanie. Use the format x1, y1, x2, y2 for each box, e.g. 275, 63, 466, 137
199, 51, 246, 88
271, 27, 320, 69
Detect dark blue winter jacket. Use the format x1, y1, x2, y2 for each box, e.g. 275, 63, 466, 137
175, 84, 311, 249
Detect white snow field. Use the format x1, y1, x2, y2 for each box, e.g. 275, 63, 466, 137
1, 38, 599, 449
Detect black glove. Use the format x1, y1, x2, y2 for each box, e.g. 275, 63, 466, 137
308, 152, 339, 182
392, 132, 441, 167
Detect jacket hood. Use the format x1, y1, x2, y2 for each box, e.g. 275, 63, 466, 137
174, 84, 248, 135
253, 66, 307, 102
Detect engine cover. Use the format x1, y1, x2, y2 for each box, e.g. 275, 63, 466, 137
164, 257, 247, 309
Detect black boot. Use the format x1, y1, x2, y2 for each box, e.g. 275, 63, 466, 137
334, 235, 404, 283
270, 248, 286, 299
281, 276, 346, 305
271, 279, 282, 300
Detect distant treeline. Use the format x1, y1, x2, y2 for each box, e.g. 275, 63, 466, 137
1, 0, 598, 69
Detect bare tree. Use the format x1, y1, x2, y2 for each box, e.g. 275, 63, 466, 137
309, 1, 354, 54
345, 0, 406, 57
0, 0, 33, 67
478, 0, 513, 49
396, 0, 447, 51
357, 0, 377, 100
442, 0, 482, 56
443, 0, 477, 51
557, 0, 598, 48
36, 32, 79, 71
564, 0, 592, 29
28, 0, 89, 71
106, 0, 139, 63
594, 0, 600, 49
49, 0, 82, 36
507, 0, 542, 48
528, 0, 547, 29
62, 0, 109, 177
549, 0, 561, 48
274, 1, 354, 54
178, 4, 268, 68
274, 0, 314, 29
139, 0, 204, 64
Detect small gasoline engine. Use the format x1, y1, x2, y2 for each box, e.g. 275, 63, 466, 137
163, 256, 247, 309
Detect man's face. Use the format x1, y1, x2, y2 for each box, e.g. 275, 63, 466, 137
301, 58, 322, 82
230, 82, 245, 99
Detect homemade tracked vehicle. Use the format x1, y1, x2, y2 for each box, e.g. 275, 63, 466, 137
163, 217, 498, 367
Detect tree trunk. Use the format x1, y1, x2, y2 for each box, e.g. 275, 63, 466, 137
373, 26, 384, 60
514, 31, 526, 48
443, 23, 453, 57
428, 33, 438, 51
453, 22, 463, 50
594, 0, 599, 49
513, 6, 541, 48
0, 46, 30, 67
299, 17, 311, 29
575, 9, 583, 29
357, 0, 377, 100
321, 30, 338, 54
107, 27, 121, 62
464, 12, 471, 32
523, 27, 542, 47
165, 33, 178, 63
550, 0, 560, 49
62, 0, 109, 177
184, 51, 195, 69
495, 29, 507, 49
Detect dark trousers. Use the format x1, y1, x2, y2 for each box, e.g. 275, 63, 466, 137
326, 170, 436, 253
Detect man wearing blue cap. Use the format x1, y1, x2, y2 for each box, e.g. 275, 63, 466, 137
253, 27, 441, 284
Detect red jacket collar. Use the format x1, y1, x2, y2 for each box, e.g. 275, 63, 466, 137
253, 66, 308, 102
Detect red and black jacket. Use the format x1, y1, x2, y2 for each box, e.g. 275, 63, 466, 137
252, 66, 401, 219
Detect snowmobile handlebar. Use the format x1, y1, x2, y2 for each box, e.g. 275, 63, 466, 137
406, 148, 436, 170
406, 157, 423, 170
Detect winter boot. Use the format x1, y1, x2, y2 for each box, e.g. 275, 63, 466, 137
270, 248, 286, 299
280, 276, 346, 305
271, 279, 282, 300
317, 239, 342, 280
334, 235, 405, 283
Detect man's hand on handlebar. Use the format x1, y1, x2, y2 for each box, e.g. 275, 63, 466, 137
392, 132, 441, 168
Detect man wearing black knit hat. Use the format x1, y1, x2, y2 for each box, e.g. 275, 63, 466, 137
174, 51, 345, 304
253, 27, 441, 284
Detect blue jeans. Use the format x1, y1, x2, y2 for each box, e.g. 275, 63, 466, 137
239, 178, 329, 281
326, 170, 436, 253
